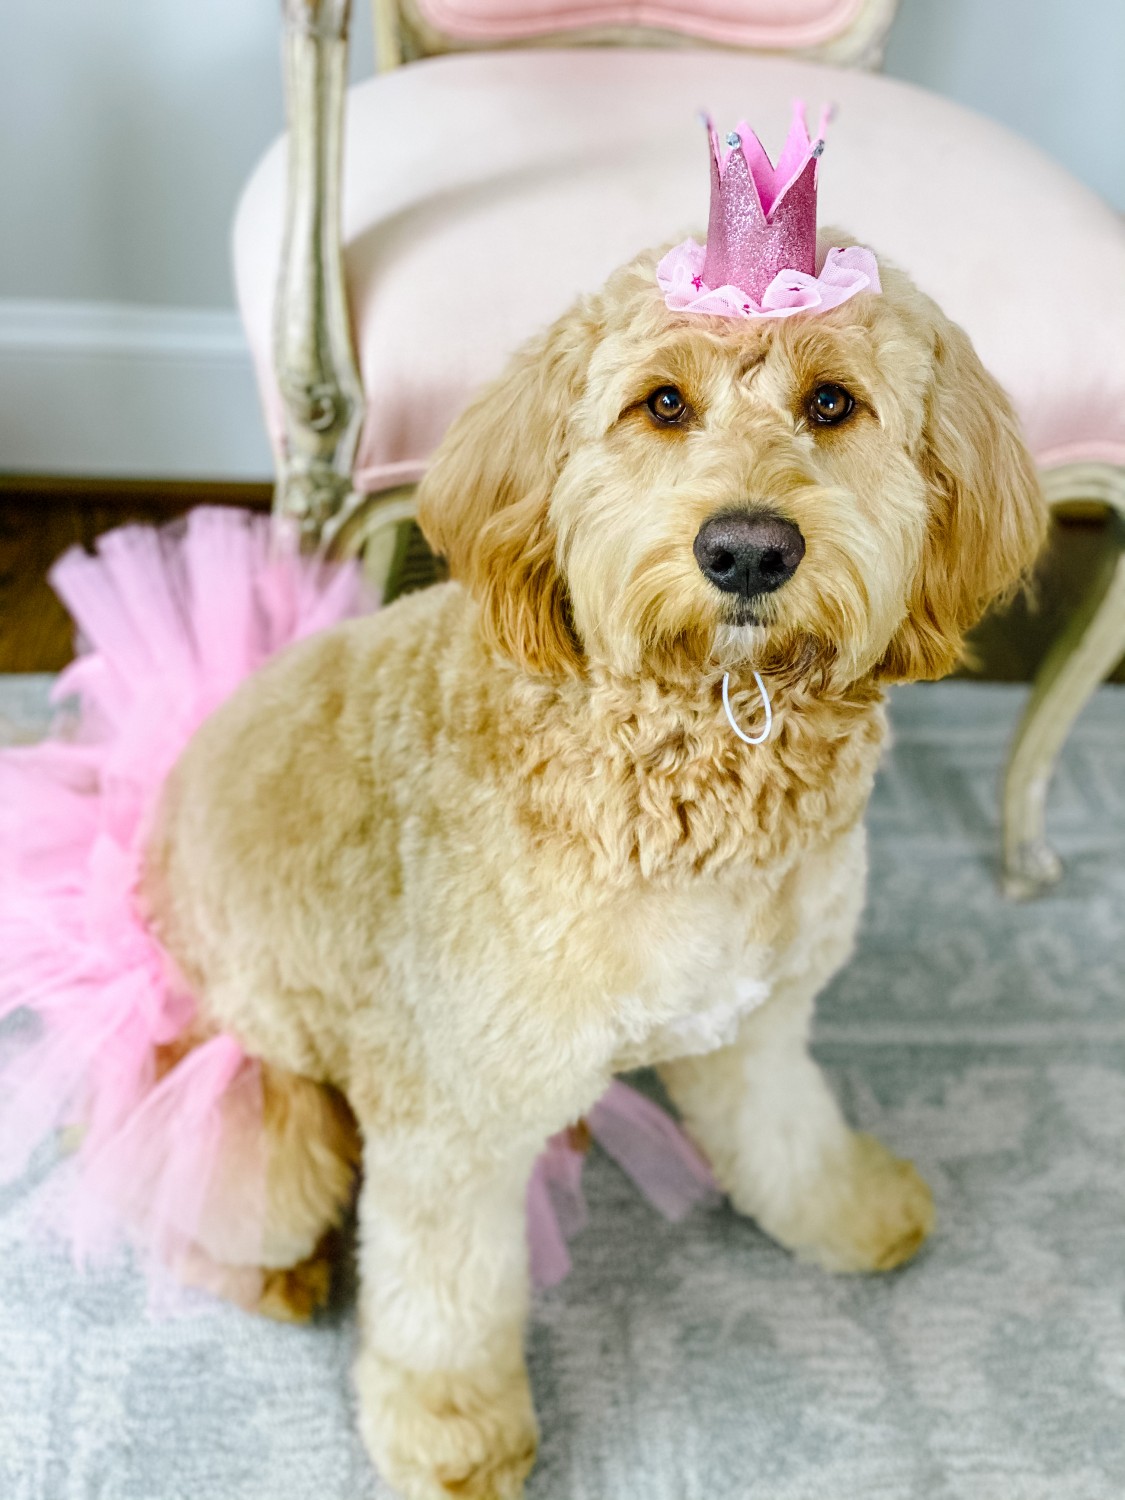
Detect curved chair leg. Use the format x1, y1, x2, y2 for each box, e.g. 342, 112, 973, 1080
1002, 465, 1125, 899
323, 483, 437, 604
274, 0, 364, 546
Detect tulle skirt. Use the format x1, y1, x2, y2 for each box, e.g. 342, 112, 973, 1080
0, 507, 715, 1290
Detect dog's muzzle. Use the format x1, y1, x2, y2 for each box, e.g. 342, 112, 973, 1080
693, 510, 805, 600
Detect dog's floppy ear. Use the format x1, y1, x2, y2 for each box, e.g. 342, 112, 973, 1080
418, 307, 600, 677
876, 319, 1047, 682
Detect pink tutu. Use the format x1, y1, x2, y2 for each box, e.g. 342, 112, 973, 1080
0, 507, 716, 1288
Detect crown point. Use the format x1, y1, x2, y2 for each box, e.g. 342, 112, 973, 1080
700, 105, 822, 303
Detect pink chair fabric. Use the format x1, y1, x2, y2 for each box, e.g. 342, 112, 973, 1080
234, 49, 1125, 496
412, 0, 866, 49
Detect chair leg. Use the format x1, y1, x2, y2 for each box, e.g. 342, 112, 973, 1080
273, 0, 364, 547
1002, 467, 1125, 899
321, 484, 444, 604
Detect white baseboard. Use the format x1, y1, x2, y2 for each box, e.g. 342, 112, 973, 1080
0, 299, 274, 481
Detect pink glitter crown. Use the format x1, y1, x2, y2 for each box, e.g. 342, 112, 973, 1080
656, 101, 881, 322
703, 100, 829, 302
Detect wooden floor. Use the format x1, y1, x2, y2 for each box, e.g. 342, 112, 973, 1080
1, 476, 1122, 683
0, 478, 271, 672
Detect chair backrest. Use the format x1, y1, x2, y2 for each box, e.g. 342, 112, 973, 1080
375, 0, 900, 70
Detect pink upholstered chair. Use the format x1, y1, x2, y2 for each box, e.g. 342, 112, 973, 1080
236, 0, 1125, 898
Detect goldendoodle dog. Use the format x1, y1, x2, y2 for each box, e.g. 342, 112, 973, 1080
144, 235, 1046, 1498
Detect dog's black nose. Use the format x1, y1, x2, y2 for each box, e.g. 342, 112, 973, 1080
693, 511, 805, 599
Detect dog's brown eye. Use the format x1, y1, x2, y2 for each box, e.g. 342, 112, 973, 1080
646, 386, 689, 425
808, 383, 854, 426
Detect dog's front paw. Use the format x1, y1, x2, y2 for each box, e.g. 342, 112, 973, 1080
355, 1350, 538, 1500
766, 1132, 935, 1274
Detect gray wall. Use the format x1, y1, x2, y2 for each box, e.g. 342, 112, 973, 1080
886, 0, 1124, 213
0, 0, 373, 310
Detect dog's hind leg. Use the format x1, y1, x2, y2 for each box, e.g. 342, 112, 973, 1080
176, 1062, 361, 1321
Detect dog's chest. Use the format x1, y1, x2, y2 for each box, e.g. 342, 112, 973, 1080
603, 883, 784, 1071
637, 972, 773, 1063
602, 822, 867, 1072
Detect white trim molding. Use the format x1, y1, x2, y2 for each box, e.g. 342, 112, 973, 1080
0, 299, 274, 480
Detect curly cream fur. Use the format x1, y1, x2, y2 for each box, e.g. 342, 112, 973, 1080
144, 236, 1046, 1499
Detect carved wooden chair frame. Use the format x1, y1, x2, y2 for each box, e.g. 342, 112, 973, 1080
270, 0, 1125, 899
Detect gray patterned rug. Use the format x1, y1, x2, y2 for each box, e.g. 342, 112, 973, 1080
1, 676, 1122, 1500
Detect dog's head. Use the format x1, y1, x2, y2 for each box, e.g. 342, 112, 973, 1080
418, 240, 1046, 687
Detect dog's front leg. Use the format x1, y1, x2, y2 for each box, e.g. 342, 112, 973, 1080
352, 1118, 541, 1500
659, 985, 934, 1274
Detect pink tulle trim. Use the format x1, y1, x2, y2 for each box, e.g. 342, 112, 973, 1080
527, 1081, 719, 1288
0, 508, 372, 1267
0, 506, 719, 1290
657, 240, 881, 320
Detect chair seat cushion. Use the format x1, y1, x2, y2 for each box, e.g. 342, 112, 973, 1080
234, 49, 1125, 495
